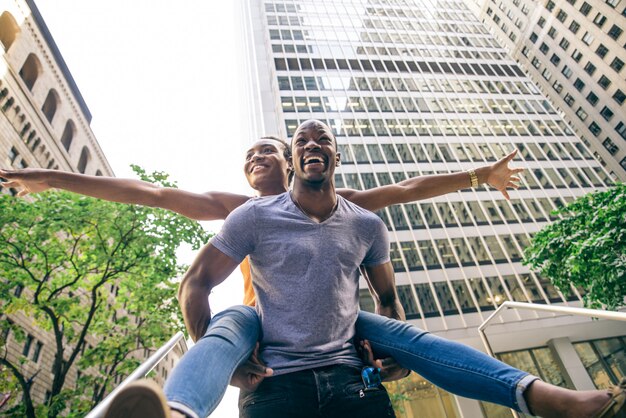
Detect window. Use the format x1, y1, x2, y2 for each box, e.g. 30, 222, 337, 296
559, 37, 570, 50
599, 75, 612, 90
540, 42, 550, 54
548, 26, 558, 38
530, 32, 538, 43
576, 107, 588, 120
8, 146, 18, 164
600, 106, 614, 121
617, 122, 626, 140
553, 80, 564, 93
77, 146, 91, 174
546, 0, 556, 11
603, 138, 619, 155
571, 49, 583, 62
584, 62, 597, 75
23, 334, 33, 356
60, 121, 75, 151
550, 54, 561, 65
589, 121, 602, 136
564, 93, 576, 106
586, 91, 599, 106
595, 44, 609, 58
569, 20, 581, 33
561, 65, 573, 78
574, 78, 585, 91
579, 2, 592, 15
19, 54, 41, 91
41, 90, 59, 123
611, 57, 625, 73
605, 0, 621, 6
593, 13, 607, 27
32, 341, 43, 362
542, 68, 553, 80
522, 46, 530, 57
538, 16, 546, 27
582, 32, 594, 45
532, 57, 541, 69
613, 89, 626, 104
622, 157, 626, 171
556, 10, 568, 22
608, 25, 623, 40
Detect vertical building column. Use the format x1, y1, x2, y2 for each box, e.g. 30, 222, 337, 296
548, 337, 596, 390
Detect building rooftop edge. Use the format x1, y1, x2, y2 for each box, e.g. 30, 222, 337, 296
27, 0, 93, 124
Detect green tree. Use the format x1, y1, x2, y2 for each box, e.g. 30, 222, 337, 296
523, 183, 626, 310
0, 167, 211, 418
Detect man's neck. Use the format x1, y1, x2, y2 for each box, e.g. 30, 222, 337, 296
291, 181, 337, 223
257, 183, 289, 197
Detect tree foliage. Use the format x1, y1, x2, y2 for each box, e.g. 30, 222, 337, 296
0, 167, 211, 417
523, 183, 625, 310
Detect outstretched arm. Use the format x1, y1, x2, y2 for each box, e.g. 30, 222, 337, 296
177, 242, 240, 342
338, 149, 523, 212
0, 168, 250, 221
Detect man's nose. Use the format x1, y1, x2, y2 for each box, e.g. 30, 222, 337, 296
304, 139, 321, 150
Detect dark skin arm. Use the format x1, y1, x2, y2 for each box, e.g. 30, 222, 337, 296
0, 168, 249, 221
177, 243, 240, 342
178, 242, 274, 390
359, 262, 410, 382
338, 149, 523, 211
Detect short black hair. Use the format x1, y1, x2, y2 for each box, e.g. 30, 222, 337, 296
260, 135, 294, 183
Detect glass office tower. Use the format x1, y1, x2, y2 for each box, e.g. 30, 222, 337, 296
238, 1, 625, 416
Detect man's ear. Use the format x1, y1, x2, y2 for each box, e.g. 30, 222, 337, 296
335, 152, 341, 167
288, 158, 294, 171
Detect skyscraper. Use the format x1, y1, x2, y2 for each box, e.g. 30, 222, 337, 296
471, 0, 626, 181
239, 0, 625, 416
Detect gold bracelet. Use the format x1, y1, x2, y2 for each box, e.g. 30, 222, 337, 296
468, 169, 478, 188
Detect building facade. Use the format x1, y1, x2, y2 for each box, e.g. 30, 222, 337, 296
238, 0, 626, 416
1, 0, 181, 411
471, 0, 626, 181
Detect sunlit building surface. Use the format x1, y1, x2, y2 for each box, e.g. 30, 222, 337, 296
0, 0, 179, 409
470, 0, 626, 181
239, 0, 626, 416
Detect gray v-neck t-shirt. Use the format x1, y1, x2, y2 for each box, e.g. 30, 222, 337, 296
210, 192, 390, 375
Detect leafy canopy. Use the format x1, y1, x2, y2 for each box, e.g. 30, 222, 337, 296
523, 183, 625, 310
0, 166, 211, 417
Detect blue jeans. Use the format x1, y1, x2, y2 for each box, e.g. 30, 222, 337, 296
238, 364, 395, 418
164, 306, 535, 418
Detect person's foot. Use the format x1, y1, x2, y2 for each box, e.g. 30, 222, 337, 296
592, 378, 626, 418
103, 379, 170, 418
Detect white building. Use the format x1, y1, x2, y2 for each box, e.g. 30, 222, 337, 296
471, 0, 626, 181
238, 0, 626, 416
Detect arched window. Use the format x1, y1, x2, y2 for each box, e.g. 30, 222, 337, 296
77, 146, 90, 174
0, 12, 20, 51
60, 120, 75, 151
41, 89, 59, 123
19, 53, 42, 91
95, 170, 103, 176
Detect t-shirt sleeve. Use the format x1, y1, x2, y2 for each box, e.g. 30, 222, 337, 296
362, 217, 391, 267
209, 201, 256, 263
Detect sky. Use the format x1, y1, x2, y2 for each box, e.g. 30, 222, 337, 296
34, 1, 250, 415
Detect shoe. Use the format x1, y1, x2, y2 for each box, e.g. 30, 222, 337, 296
593, 378, 626, 418
103, 379, 170, 418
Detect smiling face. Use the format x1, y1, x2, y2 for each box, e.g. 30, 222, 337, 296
243, 138, 292, 196
291, 120, 340, 186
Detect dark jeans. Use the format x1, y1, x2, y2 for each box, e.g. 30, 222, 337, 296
238, 364, 396, 418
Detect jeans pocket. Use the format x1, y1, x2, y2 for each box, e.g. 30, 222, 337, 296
240, 391, 288, 409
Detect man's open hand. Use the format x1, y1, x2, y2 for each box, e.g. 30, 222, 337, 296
359, 339, 410, 382
230, 342, 273, 391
